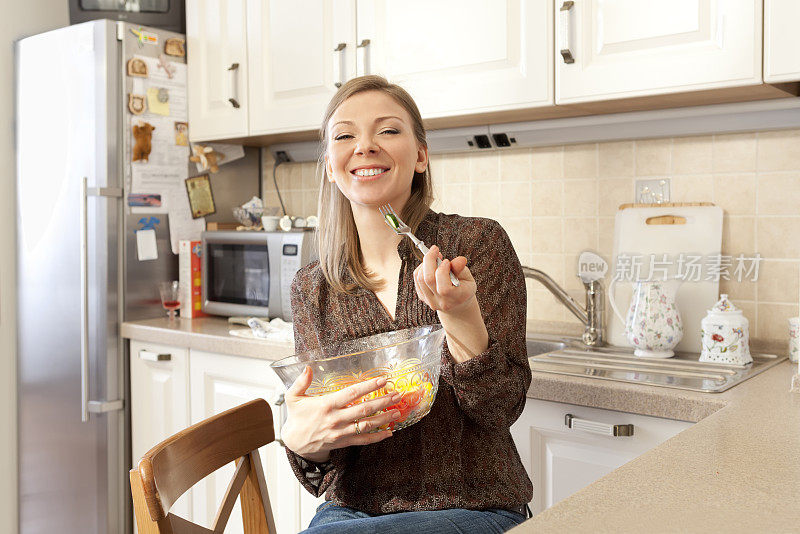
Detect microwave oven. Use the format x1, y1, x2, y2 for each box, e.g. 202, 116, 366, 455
68, 0, 185, 33
201, 230, 317, 321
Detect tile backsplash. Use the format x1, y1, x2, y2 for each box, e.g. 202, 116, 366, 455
263, 128, 800, 349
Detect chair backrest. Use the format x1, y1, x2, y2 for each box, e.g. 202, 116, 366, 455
130, 398, 277, 534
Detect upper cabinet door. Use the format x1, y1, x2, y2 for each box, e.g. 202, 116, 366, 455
556, 0, 762, 104
356, 0, 553, 118
764, 0, 800, 82
186, 0, 249, 141
247, 0, 357, 135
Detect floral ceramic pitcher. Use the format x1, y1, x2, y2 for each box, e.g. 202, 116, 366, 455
608, 277, 684, 358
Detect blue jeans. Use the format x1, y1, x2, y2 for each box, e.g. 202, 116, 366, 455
301, 501, 526, 534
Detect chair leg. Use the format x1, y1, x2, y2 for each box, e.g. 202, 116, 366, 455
130, 469, 163, 534
240, 450, 276, 534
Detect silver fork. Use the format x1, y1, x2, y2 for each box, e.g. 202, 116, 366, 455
378, 204, 460, 287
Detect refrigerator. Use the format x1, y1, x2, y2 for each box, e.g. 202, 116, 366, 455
16, 20, 186, 534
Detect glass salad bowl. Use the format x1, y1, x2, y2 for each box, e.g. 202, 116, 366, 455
270, 325, 445, 432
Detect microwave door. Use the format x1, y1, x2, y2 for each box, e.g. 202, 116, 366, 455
205, 240, 270, 317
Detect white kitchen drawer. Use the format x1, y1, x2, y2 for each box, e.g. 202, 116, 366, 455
511, 398, 693, 513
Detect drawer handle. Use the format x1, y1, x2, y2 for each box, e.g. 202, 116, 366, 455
565, 413, 633, 437
138, 350, 171, 362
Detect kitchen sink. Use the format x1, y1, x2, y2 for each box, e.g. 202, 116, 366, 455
525, 337, 570, 357
526, 334, 786, 393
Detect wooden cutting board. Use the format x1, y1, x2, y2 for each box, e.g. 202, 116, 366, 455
608, 203, 723, 354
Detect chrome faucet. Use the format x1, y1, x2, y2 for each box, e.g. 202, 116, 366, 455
521, 266, 605, 347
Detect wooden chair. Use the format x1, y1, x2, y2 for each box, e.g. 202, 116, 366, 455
130, 398, 277, 534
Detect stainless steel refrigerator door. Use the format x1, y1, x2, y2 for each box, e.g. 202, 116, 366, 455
120, 20, 184, 323
16, 21, 125, 534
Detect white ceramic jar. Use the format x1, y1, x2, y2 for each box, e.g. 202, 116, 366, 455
699, 294, 752, 365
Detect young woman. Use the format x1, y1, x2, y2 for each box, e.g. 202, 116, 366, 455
281, 75, 532, 533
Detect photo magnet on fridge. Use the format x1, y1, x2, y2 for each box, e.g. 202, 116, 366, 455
128, 194, 162, 207
185, 174, 216, 219
174, 122, 188, 146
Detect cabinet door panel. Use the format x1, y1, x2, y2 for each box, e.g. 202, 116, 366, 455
186, 0, 249, 140
247, 0, 356, 134
357, 0, 552, 117
511, 398, 693, 514
765, 0, 800, 82
130, 340, 192, 525
556, 0, 762, 104
189, 351, 314, 534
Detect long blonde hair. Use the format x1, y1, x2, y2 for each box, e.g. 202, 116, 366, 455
316, 75, 433, 294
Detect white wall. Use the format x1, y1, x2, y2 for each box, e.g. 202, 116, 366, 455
1, 3, 69, 533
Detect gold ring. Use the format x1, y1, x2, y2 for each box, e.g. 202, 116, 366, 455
354, 419, 361, 435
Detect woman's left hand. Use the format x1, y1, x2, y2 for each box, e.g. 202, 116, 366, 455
413, 245, 477, 315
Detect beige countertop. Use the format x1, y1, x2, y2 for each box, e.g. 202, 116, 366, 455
123, 317, 800, 532
121, 317, 294, 360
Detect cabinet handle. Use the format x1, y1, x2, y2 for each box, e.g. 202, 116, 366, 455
138, 350, 172, 362
559, 1, 575, 64
274, 393, 287, 446
565, 413, 633, 437
356, 39, 371, 75
333, 42, 346, 88
227, 62, 241, 108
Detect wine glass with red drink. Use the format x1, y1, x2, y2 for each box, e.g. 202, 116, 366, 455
158, 281, 181, 320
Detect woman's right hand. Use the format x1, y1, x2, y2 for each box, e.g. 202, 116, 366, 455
281, 365, 403, 463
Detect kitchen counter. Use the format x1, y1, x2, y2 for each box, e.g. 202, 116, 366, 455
121, 317, 294, 360
511, 360, 800, 533
122, 317, 800, 532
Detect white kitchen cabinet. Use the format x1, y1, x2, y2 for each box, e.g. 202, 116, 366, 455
510, 398, 693, 514
187, 0, 552, 137
129, 340, 193, 525
189, 349, 323, 534
247, 0, 357, 134
356, 0, 553, 118
186, 0, 250, 141
764, 0, 800, 82
555, 0, 763, 104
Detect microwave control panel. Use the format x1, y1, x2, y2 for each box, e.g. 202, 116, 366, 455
280, 233, 304, 319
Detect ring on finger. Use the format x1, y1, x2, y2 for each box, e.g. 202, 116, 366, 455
354, 419, 361, 435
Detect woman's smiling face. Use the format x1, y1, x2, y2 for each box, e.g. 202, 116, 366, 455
325, 90, 428, 210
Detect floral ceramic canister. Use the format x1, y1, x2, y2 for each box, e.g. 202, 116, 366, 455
699, 294, 752, 365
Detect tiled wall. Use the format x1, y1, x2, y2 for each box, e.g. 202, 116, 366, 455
263, 128, 800, 348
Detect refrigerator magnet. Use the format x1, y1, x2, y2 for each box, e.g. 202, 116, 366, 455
136, 228, 158, 261
174, 122, 188, 146
189, 144, 225, 173
146, 88, 169, 116
132, 122, 155, 162
164, 38, 185, 57
185, 174, 216, 219
130, 27, 158, 47
128, 94, 146, 115
126, 58, 148, 77
128, 194, 162, 208
157, 54, 176, 79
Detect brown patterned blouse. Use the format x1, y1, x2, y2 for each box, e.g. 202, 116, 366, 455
286, 209, 532, 514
